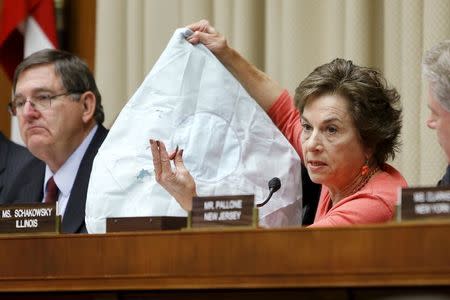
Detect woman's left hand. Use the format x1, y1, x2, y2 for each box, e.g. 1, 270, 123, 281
149, 139, 196, 211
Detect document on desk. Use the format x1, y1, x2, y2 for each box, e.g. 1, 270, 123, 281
85, 28, 302, 233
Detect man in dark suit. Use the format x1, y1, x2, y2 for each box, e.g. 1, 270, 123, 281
422, 40, 450, 187
6, 49, 108, 233
0, 132, 43, 204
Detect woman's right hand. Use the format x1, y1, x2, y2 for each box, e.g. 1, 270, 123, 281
186, 19, 229, 58
149, 139, 196, 211
186, 19, 284, 114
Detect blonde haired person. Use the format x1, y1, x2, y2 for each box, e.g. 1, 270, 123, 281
422, 40, 450, 187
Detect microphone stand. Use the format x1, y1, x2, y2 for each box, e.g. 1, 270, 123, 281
256, 190, 274, 208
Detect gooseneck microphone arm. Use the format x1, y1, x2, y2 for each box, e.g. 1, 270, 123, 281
256, 190, 275, 208
257, 177, 281, 208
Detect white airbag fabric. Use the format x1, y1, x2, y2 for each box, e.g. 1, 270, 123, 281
85, 28, 302, 233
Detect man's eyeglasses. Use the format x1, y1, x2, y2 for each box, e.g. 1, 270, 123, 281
8, 92, 80, 116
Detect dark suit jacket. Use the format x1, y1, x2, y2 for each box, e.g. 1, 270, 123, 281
5, 125, 108, 233
438, 165, 450, 187
301, 164, 321, 226
0, 132, 44, 204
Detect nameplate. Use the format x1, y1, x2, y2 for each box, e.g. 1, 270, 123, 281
399, 186, 450, 221
106, 216, 187, 232
189, 195, 256, 228
0, 203, 60, 234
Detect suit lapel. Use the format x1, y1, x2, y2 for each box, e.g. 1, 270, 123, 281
6, 162, 45, 205
22, 172, 44, 203
62, 125, 108, 233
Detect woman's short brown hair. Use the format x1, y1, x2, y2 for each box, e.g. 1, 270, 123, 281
294, 58, 402, 166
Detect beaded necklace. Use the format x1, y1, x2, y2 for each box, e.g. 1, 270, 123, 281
331, 166, 380, 205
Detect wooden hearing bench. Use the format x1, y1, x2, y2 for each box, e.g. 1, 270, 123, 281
0, 221, 449, 299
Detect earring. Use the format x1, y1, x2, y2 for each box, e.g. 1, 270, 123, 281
361, 160, 369, 176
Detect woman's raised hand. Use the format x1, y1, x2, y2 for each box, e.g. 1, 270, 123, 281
186, 19, 228, 57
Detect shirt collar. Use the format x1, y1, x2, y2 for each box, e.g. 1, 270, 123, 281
44, 125, 98, 196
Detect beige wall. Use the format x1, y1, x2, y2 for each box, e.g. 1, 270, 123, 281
95, 0, 450, 186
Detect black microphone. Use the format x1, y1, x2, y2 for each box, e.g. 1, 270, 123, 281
257, 177, 281, 208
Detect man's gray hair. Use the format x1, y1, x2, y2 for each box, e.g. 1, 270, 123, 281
422, 40, 450, 112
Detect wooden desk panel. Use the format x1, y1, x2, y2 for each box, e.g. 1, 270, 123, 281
0, 222, 449, 293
